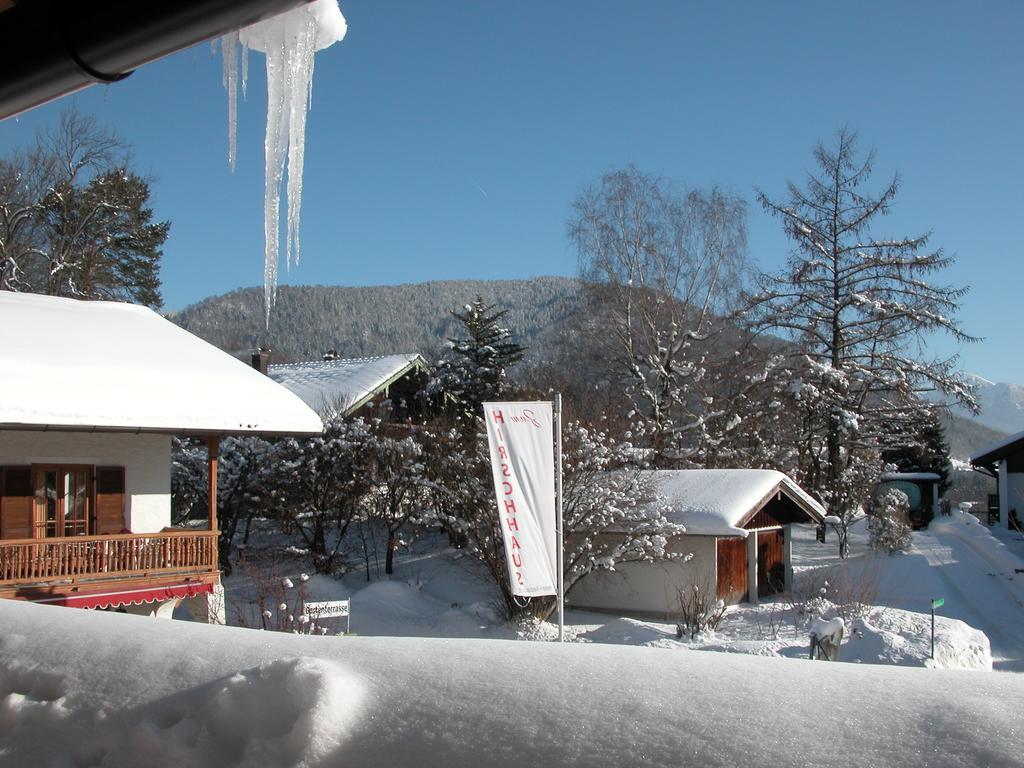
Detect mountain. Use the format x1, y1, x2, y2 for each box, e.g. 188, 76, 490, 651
169, 277, 1013, 472
953, 373, 1024, 435
168, 277, 583, 365
942, 412, 1010, 461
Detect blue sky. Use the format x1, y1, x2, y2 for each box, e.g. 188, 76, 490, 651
1, 1, 1021, 383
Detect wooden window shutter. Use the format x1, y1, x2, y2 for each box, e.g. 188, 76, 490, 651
1, 466, 34, 540
94, 466, 126, 535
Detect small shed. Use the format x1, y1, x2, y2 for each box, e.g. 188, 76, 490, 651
568, 469, 825, 617
266, 353, 428, 421
873, 472, 941, 529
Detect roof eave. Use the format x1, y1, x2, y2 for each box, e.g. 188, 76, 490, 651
0, 422, 323, 438
735, 480, 825, 528
339, 356, 429, 417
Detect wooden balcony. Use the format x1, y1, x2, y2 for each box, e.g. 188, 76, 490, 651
0, 530, 219, 601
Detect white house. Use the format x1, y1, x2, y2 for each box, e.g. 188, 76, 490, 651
0, 292, 322, 618
971, 432, 1024, 530
568, 469, 826, 617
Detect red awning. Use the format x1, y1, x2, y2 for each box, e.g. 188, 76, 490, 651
32, 582, 213, 610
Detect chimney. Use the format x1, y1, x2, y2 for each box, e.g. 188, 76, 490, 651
251, 347, 271, 375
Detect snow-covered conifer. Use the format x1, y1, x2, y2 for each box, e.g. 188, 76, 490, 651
426, 296, 525, 426
745, 130, 977, 554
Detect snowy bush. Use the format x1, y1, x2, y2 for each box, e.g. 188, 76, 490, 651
675, 580, 727, 640
788, 559, 879, 638
868, 489, 913, 554
230, 551, 331, 635
264, 418, 376, 575
561, 421, 684, 594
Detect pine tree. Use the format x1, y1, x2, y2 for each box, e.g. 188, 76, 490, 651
41, 168, 167, 307
882, 413, 953, 495
0, 109, 168, 307
428, 296, 525, 424
745, 129, 976, 555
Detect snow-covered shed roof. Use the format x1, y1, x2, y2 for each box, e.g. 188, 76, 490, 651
0, 292, 323, 436
970, 430, 1024, 469
268, 353, 427, 417
643, 469, 825, 537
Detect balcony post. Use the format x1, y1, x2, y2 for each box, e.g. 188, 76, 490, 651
206, 436, 219, 533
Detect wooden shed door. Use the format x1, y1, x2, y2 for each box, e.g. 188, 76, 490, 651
716, 538, 747, 604
757, 529, 785, 597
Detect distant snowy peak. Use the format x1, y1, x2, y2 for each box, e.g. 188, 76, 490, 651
951, 373, 1024, 434
960, 372, 995, 388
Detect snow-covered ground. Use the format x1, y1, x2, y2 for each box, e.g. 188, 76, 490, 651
216, 513, 1022, 673
902, 513, 1024, 671
2, 598, 1023, 768
3, 512, 1023, 765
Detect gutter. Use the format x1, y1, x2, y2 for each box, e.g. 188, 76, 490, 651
0, 0, 312, 121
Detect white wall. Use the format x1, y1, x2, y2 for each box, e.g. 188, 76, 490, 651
567, 536, 718, 618
0, 430, 172, 532
1004, 469, 1024, 531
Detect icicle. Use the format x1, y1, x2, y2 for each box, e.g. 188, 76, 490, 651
220, 32, 239, 171
220, 1, 347, 326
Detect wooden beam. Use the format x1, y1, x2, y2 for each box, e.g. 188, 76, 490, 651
206, 436, 219, 532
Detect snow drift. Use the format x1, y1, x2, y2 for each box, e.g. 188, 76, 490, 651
1, 600, 1022, 767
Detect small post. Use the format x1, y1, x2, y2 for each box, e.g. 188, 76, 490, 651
206, 436, 220, 533
930, 597, 944, 660
554, 392, 565, 643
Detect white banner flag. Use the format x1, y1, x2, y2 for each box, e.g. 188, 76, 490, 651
483, 401, 558, 597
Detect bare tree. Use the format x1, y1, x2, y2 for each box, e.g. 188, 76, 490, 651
364, 426, 429, 576
569, 167, 749, 465
745, 129, 977, 554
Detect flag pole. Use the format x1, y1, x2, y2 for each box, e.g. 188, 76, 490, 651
554, 392, 564, 643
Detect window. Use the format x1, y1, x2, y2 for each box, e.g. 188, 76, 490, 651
34, 465, 92, 537
0, 464, 125, 539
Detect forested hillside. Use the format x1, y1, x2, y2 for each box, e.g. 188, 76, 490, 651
168, 277, 581, 365
943, 413, 1009, 461
170, 275, 1008, 486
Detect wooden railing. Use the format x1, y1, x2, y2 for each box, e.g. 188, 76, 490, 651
0, 530, 218, 587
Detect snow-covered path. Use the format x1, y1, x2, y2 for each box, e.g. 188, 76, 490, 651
876, 515, 1024, 672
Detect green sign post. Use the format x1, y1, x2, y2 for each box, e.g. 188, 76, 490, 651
930, 598, 944, 659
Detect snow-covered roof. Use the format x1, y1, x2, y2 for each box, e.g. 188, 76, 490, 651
0, 292, 323, 435
880, 472, 941, 482
643, 469, 825, 537
268, 353, 427, 417
970, 429, 1024, 467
